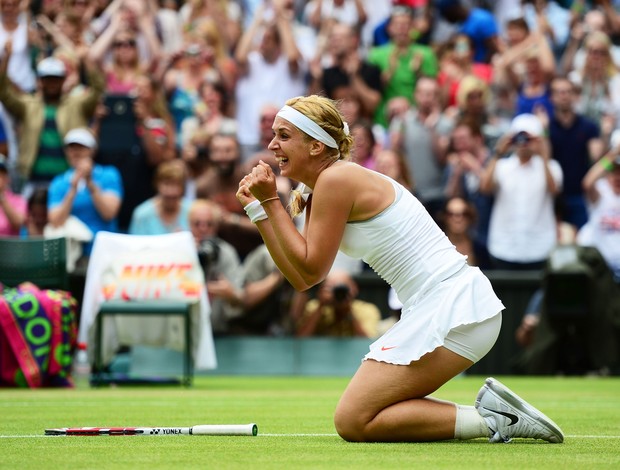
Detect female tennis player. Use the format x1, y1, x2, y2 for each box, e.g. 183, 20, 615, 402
236, 95, 563, 444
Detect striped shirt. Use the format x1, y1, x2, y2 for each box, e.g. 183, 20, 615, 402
30, 105, 68, 182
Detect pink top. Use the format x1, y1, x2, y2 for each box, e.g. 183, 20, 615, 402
106, 71, 137, 95
0, 192, 27, 236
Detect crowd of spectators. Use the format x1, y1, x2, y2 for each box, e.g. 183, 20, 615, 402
1, 0, 620, 339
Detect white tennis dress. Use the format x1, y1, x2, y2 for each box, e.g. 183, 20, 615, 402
339, 174, 505, 365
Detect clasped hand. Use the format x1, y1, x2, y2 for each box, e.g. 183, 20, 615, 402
236, 160, 278, 207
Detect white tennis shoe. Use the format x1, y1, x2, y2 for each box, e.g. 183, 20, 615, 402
475, 377, 564, 444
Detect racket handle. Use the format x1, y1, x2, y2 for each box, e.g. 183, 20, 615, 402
191, 424, 258, 436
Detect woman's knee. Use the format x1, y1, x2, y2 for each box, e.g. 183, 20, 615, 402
333, 403, 368, 442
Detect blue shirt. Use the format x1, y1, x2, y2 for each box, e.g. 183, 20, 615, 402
515, 86, 554, 118
48, 164, 124, 254
128, 197, 192, 235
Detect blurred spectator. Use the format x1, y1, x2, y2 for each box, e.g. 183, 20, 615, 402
548, 76, 603, 229
561, 8, 620, 74
227, 242, 292, 336
374, 148, 413, 191
89, 0, 162, 67
438, 196, 484, 268
448, 74, 508, 150
47, 128, 122, 257
0, 0, 37, 93
163, 23, 237, 146
491, 18, 551, 121
514, 288, 543, 349
234, 1, 307, 160
21, 187, 48, 237
155, 0, 183, 55
0, 44, 105, 193
493, 17, 551, 91
32, 1, 93, 66
178, 0, 242, 53
128, 159, 190, 235
518, 0, 571, 59
195, 132, 262, 259
304, 0, 368, 32
95, 74, 176, 232
243, 103, 279, 167
296, 270, 381, 337
38, 0, 63, 23
0, 152, 26, 235
436, 0, 500, 64
480, 113, 562, 270
566, 31, 620, 125
389, 76, 452, 220
579, 146, 620, 281
308, 21, 382, 121
437, 33, 493, 108
189, 198, 243, 336
443, 120, 493, 256
367, 5, 438, 128
512, 47, 555, 118
350, 120, 379, 170
179, 79, 237, 152
87, 14, 159, 96
371, 0, 431, 48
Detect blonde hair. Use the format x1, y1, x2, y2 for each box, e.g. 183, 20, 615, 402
583, 31, 617, 78
284, 95, 353, 217
456, 75, 490, 109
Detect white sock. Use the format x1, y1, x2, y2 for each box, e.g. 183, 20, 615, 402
454, 405, 490, 440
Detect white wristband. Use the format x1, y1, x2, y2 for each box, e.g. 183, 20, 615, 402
244, 200, 268, 224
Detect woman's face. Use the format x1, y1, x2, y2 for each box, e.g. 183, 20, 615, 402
201, 84, 222, 111
506, 25, 528, 46
586, 42, 610, 68
65, 143, 93, 169
268, 116, 312, 179
113, 34, 138, 64
157, 180, 184, 209
451, 125, 474, 152
0, 0, 20, 16
445, 198, 471, 235
352, 126, 373, 160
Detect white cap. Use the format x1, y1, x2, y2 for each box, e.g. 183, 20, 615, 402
36, 57, 66, 78
64, 128, 97, 149
509, 113, 544, 137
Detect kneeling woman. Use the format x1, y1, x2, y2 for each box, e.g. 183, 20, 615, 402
236, 95, 563, 444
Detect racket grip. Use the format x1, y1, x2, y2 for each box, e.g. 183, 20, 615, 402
191, 424, 258, 436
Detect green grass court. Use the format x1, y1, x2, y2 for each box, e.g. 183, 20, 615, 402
2, 376, 619, 469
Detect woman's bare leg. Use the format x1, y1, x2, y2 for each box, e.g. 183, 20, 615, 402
334, 346, 475, 442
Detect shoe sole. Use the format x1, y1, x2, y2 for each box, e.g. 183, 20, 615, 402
483, 377, 564, 443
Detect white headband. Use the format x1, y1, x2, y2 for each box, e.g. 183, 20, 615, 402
277, 105, 339, 149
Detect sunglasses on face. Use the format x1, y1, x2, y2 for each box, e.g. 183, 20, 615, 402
446, 210, 469, 218
114, 40, 137, 48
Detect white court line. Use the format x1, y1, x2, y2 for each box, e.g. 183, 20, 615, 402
1, 434, 620, 439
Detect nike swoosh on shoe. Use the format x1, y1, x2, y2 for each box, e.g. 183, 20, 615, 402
482, 407, 519, 426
